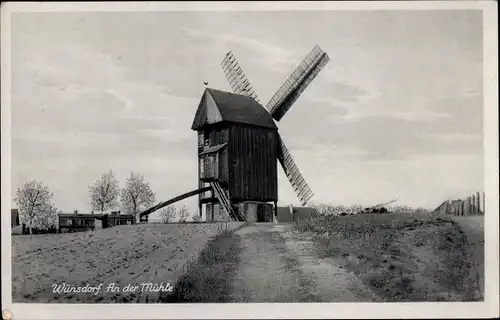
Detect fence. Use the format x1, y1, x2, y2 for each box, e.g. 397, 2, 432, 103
433, 191, 485, 216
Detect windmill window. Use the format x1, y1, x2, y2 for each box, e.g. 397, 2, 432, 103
203, 130, 211, 146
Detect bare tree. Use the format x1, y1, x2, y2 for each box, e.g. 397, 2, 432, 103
121, 172, 156, 223
89, 170, 120, 213
15, 181, 57, 234
159, 206, 177, 224
178, 205, 190, 223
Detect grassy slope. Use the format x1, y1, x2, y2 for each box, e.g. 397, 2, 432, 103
295, 212, 483, 302
448, 215, 485, 297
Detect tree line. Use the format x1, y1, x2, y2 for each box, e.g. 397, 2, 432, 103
15, 170, 193, 234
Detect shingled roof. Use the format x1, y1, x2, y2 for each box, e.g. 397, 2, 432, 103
191, 88, 277, 130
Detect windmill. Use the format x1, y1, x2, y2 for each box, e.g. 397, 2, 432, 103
139, 45, 330, 223
220, 45, 330, 206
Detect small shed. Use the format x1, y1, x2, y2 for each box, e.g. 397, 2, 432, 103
276, 205, 318, 223
11, 208, 20, 227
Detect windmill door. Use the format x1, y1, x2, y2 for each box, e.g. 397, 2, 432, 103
200, 154, 218, 180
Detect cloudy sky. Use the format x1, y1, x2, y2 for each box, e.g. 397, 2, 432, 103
10, 10, 483, 217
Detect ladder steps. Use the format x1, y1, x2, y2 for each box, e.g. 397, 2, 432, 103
209, 181, 244, 222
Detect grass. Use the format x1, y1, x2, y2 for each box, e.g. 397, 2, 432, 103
159, 224, 244, 303
295, 210, 483, 301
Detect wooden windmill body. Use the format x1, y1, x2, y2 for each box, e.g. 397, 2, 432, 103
191, 89, 278, 221
192, 45, 331, 222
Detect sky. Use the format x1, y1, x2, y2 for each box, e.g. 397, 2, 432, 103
10, 10, 484, 219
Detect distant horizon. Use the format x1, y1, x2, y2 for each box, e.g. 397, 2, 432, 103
10, 10, 484, 218
10, 197, 460, 216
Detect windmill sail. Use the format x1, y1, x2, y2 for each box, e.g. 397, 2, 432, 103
371, 199, 398, 210
266, 45, 330, 121
277, 134, 314, 206
221, 51, 261, 104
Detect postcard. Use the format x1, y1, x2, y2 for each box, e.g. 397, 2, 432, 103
1, 1, 498, 319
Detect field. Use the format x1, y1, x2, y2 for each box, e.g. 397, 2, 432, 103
11, 210, 484, 303
11, 222, 244, 303
295, 211, 484, 301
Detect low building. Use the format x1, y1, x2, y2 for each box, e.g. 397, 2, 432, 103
103, 212, 135, 228
58, 212, 96, 233
58, 210, 136, 233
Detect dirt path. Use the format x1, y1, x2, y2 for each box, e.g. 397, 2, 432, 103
228, 223, 381, 302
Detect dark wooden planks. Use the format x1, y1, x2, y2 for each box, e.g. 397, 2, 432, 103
228, 123, 278, 203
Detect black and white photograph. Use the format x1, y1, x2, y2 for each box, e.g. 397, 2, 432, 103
1, 1, 498, 319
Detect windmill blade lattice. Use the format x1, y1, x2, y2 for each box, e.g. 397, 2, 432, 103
220, 46, 329, 206
277, 134, 314, 205
266, 45, 330, 121
221, 51, 261, 104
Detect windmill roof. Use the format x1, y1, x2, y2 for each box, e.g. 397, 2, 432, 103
199, 143, 227, 155
191, 88, 277, 130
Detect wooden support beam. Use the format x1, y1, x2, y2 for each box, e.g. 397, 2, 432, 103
140, 186, 212, 218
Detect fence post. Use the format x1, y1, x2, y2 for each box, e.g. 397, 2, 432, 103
444, 200, 451, 214
482, 191, 486, 214
472, 194, 476, 215
467, 197, 472, 216
474, 192, 477, 214
476, 191, 481, 214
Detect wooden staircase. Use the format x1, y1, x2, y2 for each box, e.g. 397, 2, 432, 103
209, 181, 245, 222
